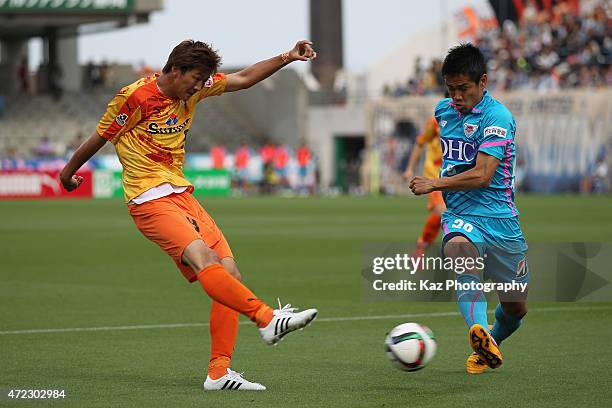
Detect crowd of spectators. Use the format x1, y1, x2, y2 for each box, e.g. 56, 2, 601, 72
482, 1, 610, 91
385, 1, 610, 96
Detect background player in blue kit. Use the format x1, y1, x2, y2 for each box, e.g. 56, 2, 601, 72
409, 43, 528, 374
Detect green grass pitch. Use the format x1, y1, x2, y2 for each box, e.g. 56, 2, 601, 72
1, 195, 611, 407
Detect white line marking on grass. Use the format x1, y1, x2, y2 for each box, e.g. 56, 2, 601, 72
1, 305, 610, 336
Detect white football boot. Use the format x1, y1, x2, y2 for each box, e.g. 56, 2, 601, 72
259, 299, 318, 345
203, 368, 266, 391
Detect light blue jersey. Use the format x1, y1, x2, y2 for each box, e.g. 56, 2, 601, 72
437, 89, 528, 287
435, 90, 518, 218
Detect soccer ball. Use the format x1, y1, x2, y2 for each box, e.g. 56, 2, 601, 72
385, 322, 436, 371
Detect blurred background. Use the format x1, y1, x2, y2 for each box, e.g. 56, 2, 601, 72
0, 0, 609, 199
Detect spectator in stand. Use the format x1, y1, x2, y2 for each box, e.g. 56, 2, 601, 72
259, 141, 277, 194
273, 144, 290, 188
34, 136, 55, 159
260, 141, 275, 165
296, 143, 313, 194
1, 146, 26, 170
234, 141, 250, 191
210, 142, 226, 169
296, 143, 311, 180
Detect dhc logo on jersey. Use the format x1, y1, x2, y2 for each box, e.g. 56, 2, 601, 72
441, 138, 477, 162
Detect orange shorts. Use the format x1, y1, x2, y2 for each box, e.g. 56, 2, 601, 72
128, 191, 233, 283
427, 190, 445, 212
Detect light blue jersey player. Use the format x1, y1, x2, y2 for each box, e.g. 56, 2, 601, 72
409, 44, 527, 374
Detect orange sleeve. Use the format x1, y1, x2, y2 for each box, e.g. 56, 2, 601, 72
196, 73, 227, 102
95, 87, 143, 144
415, 117, 439, 145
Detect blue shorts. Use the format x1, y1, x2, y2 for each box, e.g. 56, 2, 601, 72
441, 212, 529, 284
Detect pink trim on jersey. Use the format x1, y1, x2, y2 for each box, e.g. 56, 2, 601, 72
470, 291, 481, 325
447, 101, 463, 118
443, 222, 449, 235
480, 139, 512, 148
503, 143, 517, 216
456, 292, 471, 327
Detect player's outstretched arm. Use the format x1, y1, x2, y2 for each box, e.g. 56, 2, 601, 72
410, 152, 499, 195
60, 132, 107, 191
224, 40, 317, 92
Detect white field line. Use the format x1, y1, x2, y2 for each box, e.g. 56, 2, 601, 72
0, 305, 610, 336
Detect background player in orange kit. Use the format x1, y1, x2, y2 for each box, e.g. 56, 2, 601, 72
59, 39, 318, 391
403, 115, 446, 259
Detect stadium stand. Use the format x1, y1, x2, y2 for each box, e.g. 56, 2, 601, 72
387, 1, 610, 96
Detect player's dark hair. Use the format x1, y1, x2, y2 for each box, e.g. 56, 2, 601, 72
162, 40, 221, 75
441, 43, 486, 83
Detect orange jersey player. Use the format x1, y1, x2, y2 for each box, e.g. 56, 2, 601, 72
403, 116, 446, 258
60, 40, 319, 391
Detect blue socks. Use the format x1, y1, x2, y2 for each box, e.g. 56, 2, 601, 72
456, 274, 488, 329
491, 303, 523, 344
456, 275, 524, 344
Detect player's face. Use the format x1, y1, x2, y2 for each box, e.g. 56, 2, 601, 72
444, 74, 487, 114
174, 68, 210, 101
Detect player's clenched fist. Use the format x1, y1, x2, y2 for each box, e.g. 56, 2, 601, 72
409, 176, 437, 195
288, 40, 317, 61
60, 174, 83, 192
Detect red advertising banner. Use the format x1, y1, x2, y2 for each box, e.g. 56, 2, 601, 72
0, 170, 93, 199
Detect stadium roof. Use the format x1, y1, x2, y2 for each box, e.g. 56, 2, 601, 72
0, 0, 162, 37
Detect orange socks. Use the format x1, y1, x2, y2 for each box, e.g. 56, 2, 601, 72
197, 264, 273, 328
199, 264, 274, 379
419, 213, 442, 244
208, 301, 238, 380
208, 356, 231, 380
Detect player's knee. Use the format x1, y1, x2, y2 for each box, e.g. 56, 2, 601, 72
228, 267, 242, 281
193, 250, 220, 271
443, 236, 478, 259
221, 260, 242, 281
183, 240, 220, 272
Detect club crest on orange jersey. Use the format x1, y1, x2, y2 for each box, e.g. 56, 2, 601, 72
165, 114, 178, 126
